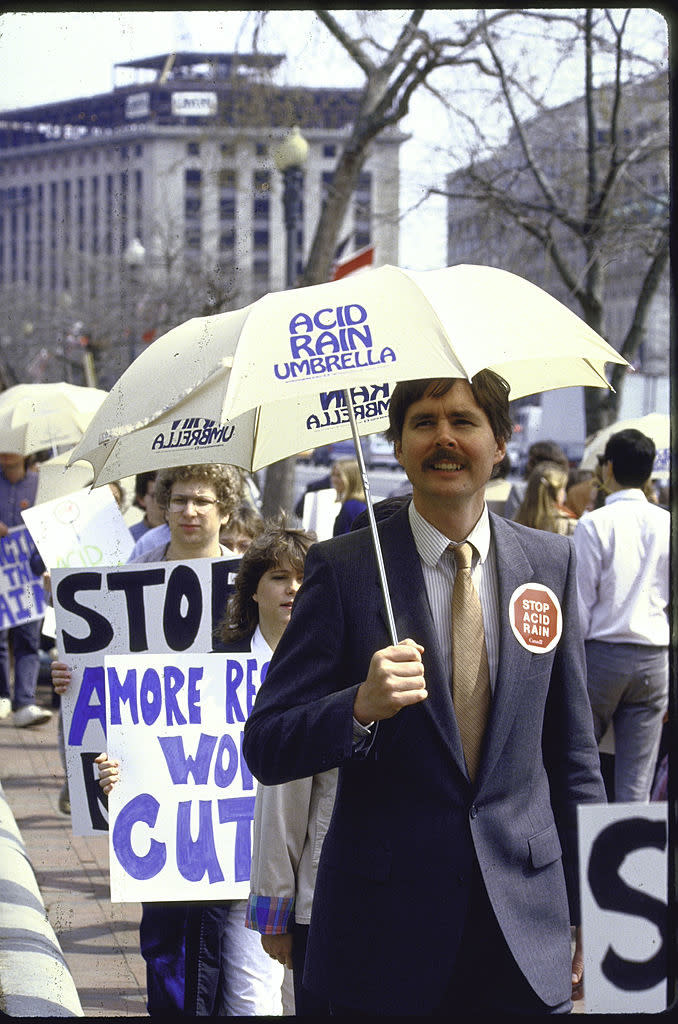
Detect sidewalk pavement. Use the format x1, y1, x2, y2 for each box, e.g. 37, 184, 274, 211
0, 683, 147, 1017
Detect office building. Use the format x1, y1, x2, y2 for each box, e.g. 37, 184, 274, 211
0, 52, 405, 385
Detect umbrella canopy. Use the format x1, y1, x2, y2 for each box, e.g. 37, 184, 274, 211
0, 382, 108, 455
221, 263, 627, 422
34, 448, 94, 504
580, 412, 670, 478
70, 263, 628, 645
71, 263, 626, 485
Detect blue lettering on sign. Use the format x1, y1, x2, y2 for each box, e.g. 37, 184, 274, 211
108, 667, 140, 726
225, 657, 266, 723
158, 731, 253, 791
177, 800, 225, 883
107, 665, 204, 728
111, 793, 256, 885
217, 796, 256, 882
112, 793, 167, 880
159, 733, 218, 785
69, 665, 107, 744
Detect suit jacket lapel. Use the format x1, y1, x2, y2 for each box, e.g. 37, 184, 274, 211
376, 506, 468, 773
476, 513, 536, 786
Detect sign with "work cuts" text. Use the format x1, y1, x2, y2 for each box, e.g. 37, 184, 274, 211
105, 651, 268, 903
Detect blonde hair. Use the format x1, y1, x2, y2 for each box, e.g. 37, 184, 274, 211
333, 458, 365, 504
514, 460, 569, 532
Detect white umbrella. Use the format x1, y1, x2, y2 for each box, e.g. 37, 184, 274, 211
34, 448, 94, 504
580, 412, 670, 478
70, 263, 627, 641
0, 382, 108, 455
71, 263, 627, 481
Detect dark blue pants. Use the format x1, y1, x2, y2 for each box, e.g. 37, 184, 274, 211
0, 620, 41, 709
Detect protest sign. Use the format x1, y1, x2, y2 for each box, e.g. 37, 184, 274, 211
578, 802, 668, 1012
0, 524, 47, 627
22, 485, 134, 570
105, 651, 268, 902
52, 555, 241, 836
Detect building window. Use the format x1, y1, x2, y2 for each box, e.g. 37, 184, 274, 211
219, 227, 236, 252
134, 169, 143, 237
354, 170, 372, 248
253, 169, 271, 193
105, 173, 114, 255
120, 170, 128, 249
255, 141, 268, 157
321, 170, 334, 201
187, 142, 200, 156
323, 144, 337, 158
185, 168, 202, 252
252, 171, 271, 255
253, 228, 269, 251
185, 227, 201, 250
253, 257, 270, 291
253, 195, 269, 219
219, 168, 236, 254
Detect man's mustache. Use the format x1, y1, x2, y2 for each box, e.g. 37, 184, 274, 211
421, 447, 466, 471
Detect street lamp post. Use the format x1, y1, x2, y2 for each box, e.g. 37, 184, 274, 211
123, 237, 146, 367
263, 126, 309, 520
273, 125, 309, 289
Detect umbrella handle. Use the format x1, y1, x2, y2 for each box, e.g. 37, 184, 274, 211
343, 389, 399, 646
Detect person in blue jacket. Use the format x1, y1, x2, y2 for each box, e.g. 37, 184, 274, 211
330, 458, 366, 536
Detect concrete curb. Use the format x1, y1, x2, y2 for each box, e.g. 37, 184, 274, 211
0, 780, 83, 1017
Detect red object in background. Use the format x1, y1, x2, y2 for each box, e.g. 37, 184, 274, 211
331, 245, 375, 281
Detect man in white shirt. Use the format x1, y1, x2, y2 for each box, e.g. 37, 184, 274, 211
573, 428, 669, 802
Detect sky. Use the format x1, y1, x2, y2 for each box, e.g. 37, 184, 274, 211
0, 8, 670, 271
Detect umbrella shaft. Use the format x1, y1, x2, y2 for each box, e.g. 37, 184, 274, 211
343, 389, 398, 645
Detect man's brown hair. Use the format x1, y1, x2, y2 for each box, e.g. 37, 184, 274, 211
385, 370, 513, 447
155, 463, 242, 515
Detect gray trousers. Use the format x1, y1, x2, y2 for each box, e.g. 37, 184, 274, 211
585, 639, 668, 802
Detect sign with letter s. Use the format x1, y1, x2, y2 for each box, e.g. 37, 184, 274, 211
578, 802, 668, 1012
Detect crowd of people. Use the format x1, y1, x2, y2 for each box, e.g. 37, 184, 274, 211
0, 371, 670, 1015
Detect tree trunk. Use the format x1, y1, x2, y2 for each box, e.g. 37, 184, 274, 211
261, 458, 299, 522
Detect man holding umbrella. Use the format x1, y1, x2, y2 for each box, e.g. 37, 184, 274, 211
243, 371, 605, 1016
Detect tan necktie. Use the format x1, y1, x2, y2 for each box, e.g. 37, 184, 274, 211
451, 542, 490, 782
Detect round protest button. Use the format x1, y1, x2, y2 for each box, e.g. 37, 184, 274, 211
509, 583, 562, 654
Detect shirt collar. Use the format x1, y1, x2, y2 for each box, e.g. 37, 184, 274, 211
251, 624, 274, 660
604, 488, 648, 506
408, 500, 491, 567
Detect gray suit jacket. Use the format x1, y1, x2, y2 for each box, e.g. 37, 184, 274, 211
243, 503, 605, 1013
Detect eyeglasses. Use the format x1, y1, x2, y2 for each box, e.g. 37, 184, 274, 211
169, 495, 219, 512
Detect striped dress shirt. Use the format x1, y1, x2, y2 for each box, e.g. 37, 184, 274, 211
408, 501, 500, 691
